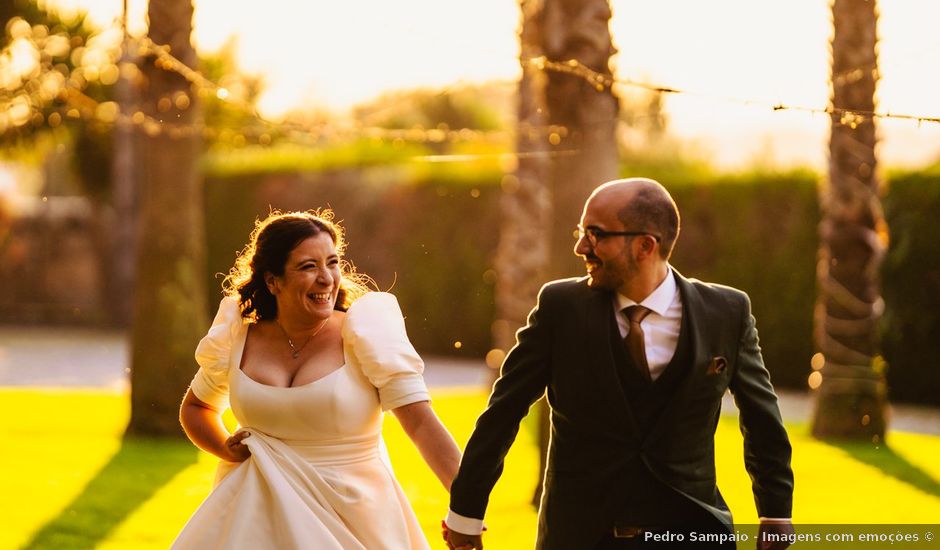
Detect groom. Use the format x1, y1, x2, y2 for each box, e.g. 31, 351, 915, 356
445, 178, 794, 549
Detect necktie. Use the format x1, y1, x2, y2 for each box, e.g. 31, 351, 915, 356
623, 305, 652, 381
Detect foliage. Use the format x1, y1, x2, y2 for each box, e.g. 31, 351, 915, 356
352, 82, 513, 132
3, 388, 940, 549
198, 37, 278, 150
191, 150, 940, 402
619, 139, 716, 183
0, 1, 115, 199
666, 169, 821, 389
618, 87, 670, 143
1, 2, 271, 196
202, 139, 429, 177
203, 163, 502, 359
0, 3, 112, 139
206, 159, 819, 387
880, 166, 940, 405
71, 121, 112, 199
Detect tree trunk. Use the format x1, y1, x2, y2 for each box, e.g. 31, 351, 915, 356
110, 30, 140, 328
811, 0, 887, 441
524, 0, 620, 505
493, 5, 553, 354
494, 0, 553, 509
541, 0, 620, 279
126, 0, 207, 437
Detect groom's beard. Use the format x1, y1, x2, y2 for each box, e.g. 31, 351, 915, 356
584, 250, 639, 292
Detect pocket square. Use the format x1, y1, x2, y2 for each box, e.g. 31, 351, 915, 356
706, 356, 728, 375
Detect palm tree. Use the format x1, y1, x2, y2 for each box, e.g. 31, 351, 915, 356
541, 0, 619, 278
510, 0, 618, 505
126, 0, 207, 437
811, 0, 887, 440
492, 0, 553, 506
492, 2, 552, 363
110, 4, 139, 328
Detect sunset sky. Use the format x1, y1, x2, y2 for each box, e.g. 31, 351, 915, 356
45, 0, 940, 169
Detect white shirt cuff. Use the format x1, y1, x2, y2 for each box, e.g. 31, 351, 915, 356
445, 510, 485, 535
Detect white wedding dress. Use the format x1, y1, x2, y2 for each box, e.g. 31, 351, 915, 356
171, 292, 432, 550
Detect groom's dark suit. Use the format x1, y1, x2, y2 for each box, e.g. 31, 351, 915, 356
449, 270, 793, 549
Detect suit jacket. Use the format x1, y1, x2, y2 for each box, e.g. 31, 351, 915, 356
449, 271, 794, 550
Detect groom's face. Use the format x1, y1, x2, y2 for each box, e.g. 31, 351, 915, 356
575, 192, 640, 294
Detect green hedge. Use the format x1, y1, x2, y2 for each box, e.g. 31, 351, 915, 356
204, 166, 503, 359
204, 164, 820, 390
664, 171, 820, 389
881, 168, 940, 406
204, 156, 940, 402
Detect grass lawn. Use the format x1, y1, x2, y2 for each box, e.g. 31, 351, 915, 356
2, 388, 939, 549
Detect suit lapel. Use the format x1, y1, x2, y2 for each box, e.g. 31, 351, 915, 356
645, 271, 713, 436
585, 288, 639, 437
675, 272, 711, 390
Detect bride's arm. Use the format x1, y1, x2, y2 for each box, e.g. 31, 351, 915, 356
180, 388, 251, 462
393, 401, 462, 491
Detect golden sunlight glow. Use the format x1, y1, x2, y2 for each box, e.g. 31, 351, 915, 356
811, 352, 825, 371
42, 0, 940, 168
808, 371, 823, 390
485, 348, 506, 370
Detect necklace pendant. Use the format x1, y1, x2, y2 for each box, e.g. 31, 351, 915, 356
277, 317, 329, 362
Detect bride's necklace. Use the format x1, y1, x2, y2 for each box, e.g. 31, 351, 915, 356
276, 317, 329, 359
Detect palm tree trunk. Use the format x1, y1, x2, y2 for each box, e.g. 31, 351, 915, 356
542, 0, 619, 278
126, 0, 207, 437
494, 0, 553, 509
110, 23, 140, 328
811, 0, 887, 441
493, 3, 553, 354
522, 0, 619, 505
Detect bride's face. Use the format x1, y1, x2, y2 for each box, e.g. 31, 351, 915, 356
266, 232, 341, 323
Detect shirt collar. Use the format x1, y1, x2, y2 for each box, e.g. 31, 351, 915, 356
615, 267, 678, 317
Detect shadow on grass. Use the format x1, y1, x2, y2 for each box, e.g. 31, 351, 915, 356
831, 439, 940, 499
22, 437, 198, 550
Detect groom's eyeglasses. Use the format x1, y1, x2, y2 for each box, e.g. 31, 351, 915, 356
574, 225, 662, 248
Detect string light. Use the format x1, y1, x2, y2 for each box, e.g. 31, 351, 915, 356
6, 14, 940, 166
528, 56, 940, 126
0, 21, 520, 150
135, 35, 537, 146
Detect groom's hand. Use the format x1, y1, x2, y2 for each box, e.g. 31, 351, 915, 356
441, 521, 482, 550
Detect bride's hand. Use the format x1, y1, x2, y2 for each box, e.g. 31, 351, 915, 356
221, 430, 252, 462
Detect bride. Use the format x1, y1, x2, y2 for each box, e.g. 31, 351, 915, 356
171, 210, 463, 549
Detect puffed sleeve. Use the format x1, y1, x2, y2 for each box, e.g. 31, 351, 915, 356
190, 296, 242, 410
343, 292, 430, 411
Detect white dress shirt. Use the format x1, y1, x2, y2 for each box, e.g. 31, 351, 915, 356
614, 269, 682, 381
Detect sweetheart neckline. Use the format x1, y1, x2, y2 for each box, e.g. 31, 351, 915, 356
237, 363, 348, 390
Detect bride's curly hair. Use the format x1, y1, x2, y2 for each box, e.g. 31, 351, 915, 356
222, 209, 372, 320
